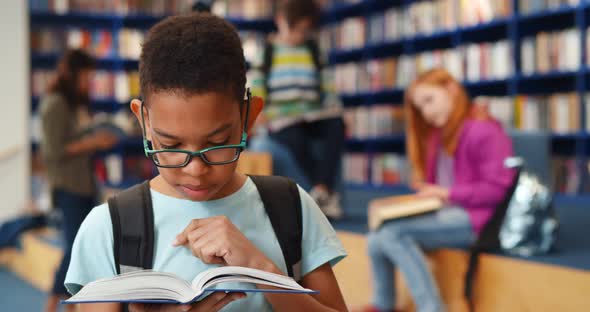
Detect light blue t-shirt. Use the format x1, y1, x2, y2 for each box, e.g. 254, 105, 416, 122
65, 177, 347, 311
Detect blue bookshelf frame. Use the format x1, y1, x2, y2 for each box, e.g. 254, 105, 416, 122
329, 0, 590, 194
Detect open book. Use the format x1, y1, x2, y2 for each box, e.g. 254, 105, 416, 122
64, 266, 316, 305
368, 195, 443, 230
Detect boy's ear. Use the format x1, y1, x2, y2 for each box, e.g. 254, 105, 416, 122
130, 99, 151, 141
244, 96, 264, 133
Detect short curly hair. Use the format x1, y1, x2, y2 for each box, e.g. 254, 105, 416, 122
140, 13, 246, 103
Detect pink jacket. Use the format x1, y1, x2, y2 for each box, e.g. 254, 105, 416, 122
426, 119, 516, 234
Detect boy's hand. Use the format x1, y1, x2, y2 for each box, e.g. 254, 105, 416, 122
173, 216, 280, 273
128, 292, 246, 312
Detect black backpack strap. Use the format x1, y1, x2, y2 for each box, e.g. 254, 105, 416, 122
108, 180, 155, 275
262, 41, 275, 97
305, 39, 322, 72
249, 175, 303, 282
464, 168, 521, 311
305, 39, 324, 103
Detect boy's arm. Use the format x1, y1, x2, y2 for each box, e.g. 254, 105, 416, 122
260, 263, 348, 312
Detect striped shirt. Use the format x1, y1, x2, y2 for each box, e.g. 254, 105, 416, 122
252, 43, 321, 121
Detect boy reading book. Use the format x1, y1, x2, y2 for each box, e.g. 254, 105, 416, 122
64, 13, 348, 312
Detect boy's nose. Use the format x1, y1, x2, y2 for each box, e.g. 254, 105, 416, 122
181, 155, 210, 177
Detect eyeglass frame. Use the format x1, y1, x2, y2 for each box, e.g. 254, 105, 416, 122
140, 88, 252, 168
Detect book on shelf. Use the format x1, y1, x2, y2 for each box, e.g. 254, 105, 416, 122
552, 156, 580, 195
371, 153, 408, 186
521, 28, 580, 75
368, 195, 443, 230
513, 93, 580, 133
344, 105, 404, 139
548, 93, 580, 134
213, 0, 275, 19
475, 96, 514, 129
519, 0, 580, 15
343, 153, 408, 186
63, 266, 315, 305
343, 153, 370, 185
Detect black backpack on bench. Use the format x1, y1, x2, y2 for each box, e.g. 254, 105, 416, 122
107, 176, 303, 310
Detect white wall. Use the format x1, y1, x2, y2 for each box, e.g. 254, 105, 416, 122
0, 1, 30, 222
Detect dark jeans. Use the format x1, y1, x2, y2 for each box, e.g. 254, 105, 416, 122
51, 189, 95, 295
269, 117, 345, 191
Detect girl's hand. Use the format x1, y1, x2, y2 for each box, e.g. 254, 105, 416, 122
128, 292, 246, 312
414, 183, 450, 202
173, 216, 281, 273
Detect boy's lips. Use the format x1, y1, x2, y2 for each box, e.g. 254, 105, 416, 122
179, 184, 211, 197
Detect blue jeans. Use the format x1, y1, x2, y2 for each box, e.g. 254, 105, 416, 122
269, 118, 345, 191
51, 189, 95, 295
249, 134, 312, 191
368, 207, 475, 312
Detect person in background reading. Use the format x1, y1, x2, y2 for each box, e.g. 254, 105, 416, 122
251, 0, 346, 219
359, 68, 515, 312
41, 49, 118, 312
64, 13, 348, 312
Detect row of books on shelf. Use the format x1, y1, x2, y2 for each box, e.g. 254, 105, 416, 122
343, 152, 585, 195
30, 0, 288, 19
521, 28, 581, 75
320, 0, 511, 51
32, 70, 140, 103
519, 0, 580, 14
478, 94, 584, 133
333, 41, 511, 93
341, 94, 587, 141
344, 105, 405, 139
30, 0, 194, 15
343, 153, 409, 186
31, 28, 144, 60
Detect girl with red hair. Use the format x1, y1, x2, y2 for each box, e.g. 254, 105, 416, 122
363, 68, 515, 312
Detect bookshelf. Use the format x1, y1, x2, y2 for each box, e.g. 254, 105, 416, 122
29, 5, 277, 189
324, 0, 590, 195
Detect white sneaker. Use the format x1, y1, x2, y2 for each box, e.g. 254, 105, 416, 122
309, 188, 344, 219
323, 192, 344, 219
309, 188, 330, 206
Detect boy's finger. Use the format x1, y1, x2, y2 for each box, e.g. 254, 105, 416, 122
211, 292, 246, 311
173, 219, 204, 246
127, 303, 142, 312
198, 292, 228, 310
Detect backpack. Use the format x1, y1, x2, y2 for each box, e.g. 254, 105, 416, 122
107, 175, 303, 282
464, 157, 558, 311
261, 39, 323, 102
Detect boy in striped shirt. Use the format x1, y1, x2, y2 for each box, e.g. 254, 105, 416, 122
252, 0, 345, 219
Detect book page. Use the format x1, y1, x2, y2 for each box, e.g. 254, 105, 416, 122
65, 271, 194, 304
191, 266, 305, 293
